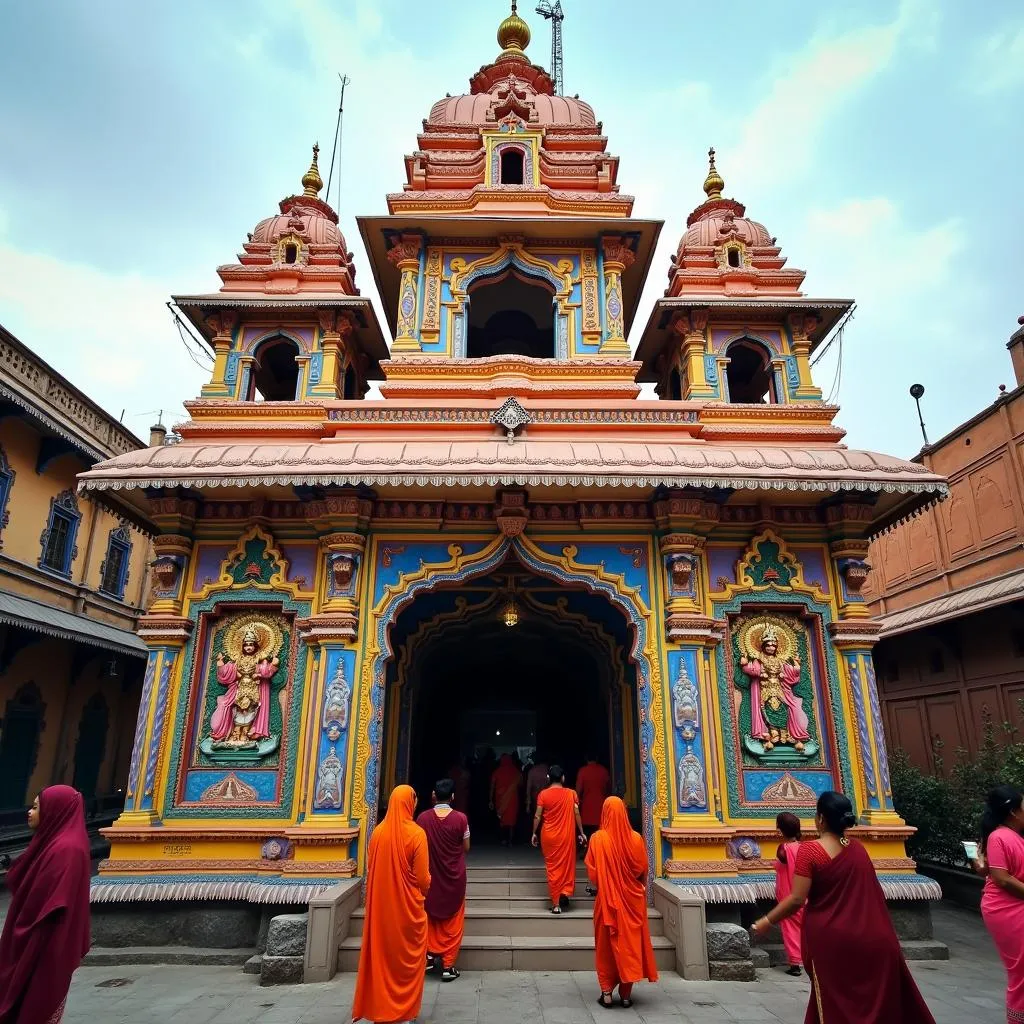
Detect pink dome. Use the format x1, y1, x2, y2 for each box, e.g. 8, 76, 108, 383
681, 210, 772, 249
251, 202, 346, 249
429, 88, 596, 127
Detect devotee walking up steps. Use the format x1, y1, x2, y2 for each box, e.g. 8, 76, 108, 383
490, 753, 521, 847
584, 796, 658, 1009
0, 786, 92, 1024
973, 785, 1024, 1024
532, 765, 587, 913
576, 754, 611, 841
417, 777, 470, 982
352, 785, 431, 1024
751, 791, 934, 1024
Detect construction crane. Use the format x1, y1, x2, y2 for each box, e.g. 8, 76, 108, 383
535, 1, 565, 95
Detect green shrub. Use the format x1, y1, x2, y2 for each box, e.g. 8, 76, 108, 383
890, 715, 1024, 865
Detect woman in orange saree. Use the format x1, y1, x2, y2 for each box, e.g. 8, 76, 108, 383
585, 796, 658, 1009
490, 753, 522, 847
532, 765, 586, 913
352, 786, 431, 1024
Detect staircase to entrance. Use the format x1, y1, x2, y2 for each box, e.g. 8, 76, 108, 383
337, 857, 680, 973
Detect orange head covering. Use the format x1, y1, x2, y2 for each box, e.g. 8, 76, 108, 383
584, 796, 658, 987
352, 785, 431, 1023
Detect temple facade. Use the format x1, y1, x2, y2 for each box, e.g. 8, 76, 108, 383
80, 5, 948, 914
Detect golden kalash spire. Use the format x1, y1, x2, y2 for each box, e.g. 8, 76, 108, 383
301, 143, 324, 198
703, 146, 725, 201
497, 0, 531, 56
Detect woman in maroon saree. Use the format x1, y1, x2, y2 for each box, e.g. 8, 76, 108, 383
751, 791, 934, 1024
0, 786, 92, 1023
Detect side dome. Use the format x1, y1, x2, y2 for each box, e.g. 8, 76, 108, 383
217, 146, 360, 296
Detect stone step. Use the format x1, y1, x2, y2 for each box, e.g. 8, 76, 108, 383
467, 878, 593, 897
348, 905, 663, 939
338, 933, 677, 973
464, 865, 590, 880
465, 894, 595, 911
83, 946, 254, 967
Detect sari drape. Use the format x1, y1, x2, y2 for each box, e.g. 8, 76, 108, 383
0, 786, 91, 1024
491, 755, 521, 828
796, 839, 934, 1024
774, 840, 803, 966
584, 797, 658, 994
417, 806, 469, 969
537, 786, 579, 904
982, 825, 1024, 1022
352, 786, 431, 1023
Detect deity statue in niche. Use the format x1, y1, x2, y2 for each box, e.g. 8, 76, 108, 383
201, 613, 285, 759
734, 614, 818, 761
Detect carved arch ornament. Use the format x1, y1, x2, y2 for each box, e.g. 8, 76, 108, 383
447, 241, 577, 358
350, 533, 666, 875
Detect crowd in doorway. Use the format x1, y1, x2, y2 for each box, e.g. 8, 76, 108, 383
442, 748, 615, 848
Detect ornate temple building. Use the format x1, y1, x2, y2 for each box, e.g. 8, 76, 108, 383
79, 4, 948, 931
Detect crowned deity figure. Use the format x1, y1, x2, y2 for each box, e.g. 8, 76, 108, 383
211, 623, 280, 747
738, 622, 810, 752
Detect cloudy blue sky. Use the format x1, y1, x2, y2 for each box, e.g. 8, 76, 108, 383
0, 0, 1020, 454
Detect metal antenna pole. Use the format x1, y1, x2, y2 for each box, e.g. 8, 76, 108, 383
536, 1, 565, 94
909, 384, 930, 447
325, 73, 351, 209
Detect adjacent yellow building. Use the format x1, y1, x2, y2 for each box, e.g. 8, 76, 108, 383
0, 323, 150, 817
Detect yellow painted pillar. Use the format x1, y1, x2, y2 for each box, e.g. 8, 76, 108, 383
199, 311, 239, 398
388, 234, 424, 354
787, 313, 823, 400
599, 237, 635, 355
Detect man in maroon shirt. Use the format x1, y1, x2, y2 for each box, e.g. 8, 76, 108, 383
416, 778, 470, 982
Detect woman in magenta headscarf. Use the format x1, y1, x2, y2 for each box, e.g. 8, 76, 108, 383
0, 786, 92, 1023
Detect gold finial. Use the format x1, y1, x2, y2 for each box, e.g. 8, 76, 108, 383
497, 0, 531, 54
301, 143, 323, 198
703, 146, 725, 200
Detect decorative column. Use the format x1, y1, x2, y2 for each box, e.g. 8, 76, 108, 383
671, 309, 716, 399
826, 500, 905, 831
599, 236, 635, 355
309, 311, 355, 400
293, 490, 373, 864
199, 311, 239, 398
387, 234, 424, 354
113, 497, 198, 827
654, 491, 735, 877
786, 313, 824, 401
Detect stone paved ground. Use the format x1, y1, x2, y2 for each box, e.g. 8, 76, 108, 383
63, 904, 1005, 1024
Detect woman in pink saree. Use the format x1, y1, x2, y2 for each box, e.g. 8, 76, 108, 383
773, 811, 804, 976
977, 785, 1024, 1023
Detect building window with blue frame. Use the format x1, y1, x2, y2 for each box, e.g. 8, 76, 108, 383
38, 489, 81, 576
99, 525, 132, 599
0, 444, 15, 548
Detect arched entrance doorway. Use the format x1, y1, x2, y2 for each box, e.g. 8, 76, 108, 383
380, 563, 641, 843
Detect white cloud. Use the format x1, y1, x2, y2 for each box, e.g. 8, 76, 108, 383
787, 196, 983, 451
972, 24, 1024, 94
0, 244, 207, 440
733, 17, 904, 190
